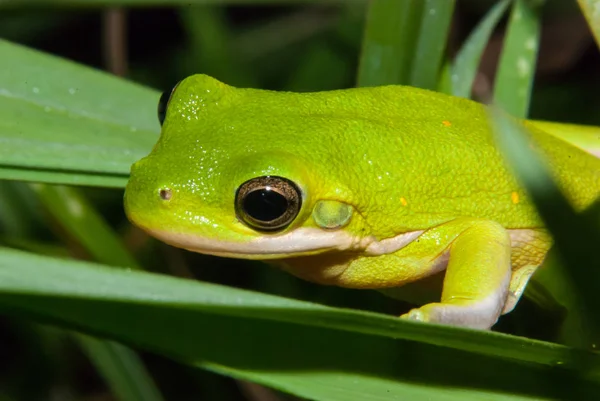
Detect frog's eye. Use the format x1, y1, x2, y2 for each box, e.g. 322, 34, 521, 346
157, 81, 180, 126
235, 176, 302, 232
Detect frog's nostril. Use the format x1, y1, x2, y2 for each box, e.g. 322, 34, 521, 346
159, 188, 172, 201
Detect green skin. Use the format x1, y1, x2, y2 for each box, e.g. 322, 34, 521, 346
124, 74, 600, 330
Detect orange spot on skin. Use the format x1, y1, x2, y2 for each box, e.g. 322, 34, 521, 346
400, 197, 408, 206
442, 120, 452, 127
511, 192, 520, 204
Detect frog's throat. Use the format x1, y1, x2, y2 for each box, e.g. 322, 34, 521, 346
144, 227, 424, 260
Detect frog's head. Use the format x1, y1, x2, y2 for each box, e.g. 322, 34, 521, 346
124, 74, 372, 259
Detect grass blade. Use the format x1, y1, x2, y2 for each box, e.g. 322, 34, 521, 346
451, 0, 512, 98
578, 0, 600, 49
357, 0, 424, 87
489, 109, 600, 349
5, 0, 352, 6
0, 181, 40, 237
409, 0, 456, 90
358, 0, 454, 89
487, 0, 599, 350
7, 182, 164, 401
77, 336, 164, 401
0, 39, 158, 179
0, 167, 128, 188
28, 184, 138, 268
1, 247, 600, 400
179, 6, 255, 87
493, 0, 542, 118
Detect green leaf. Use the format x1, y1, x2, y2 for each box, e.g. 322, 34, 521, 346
357, 0, 454, 89
409, 0, 456, 90
493, 0, 542, 118
31, 185, 164, 401
76, 335, 165, 401
4, 0, 353, 5
578, 0, 600, 49
0, 39, 158, 183
357, 0, 424, 87
0, 167, 128, 188
1, 247, 600, 400
0, 39, 164, 401
28, 184, 139, 268
179, 6, 255, 87
2, 181, 164, 401
0, 181, 40, 237
487, 0, 600, 350
488, 109, 600, 350
451, 0, 512, 98
286, 43, 351, 91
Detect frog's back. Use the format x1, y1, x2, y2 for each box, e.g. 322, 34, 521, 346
300, 85, 599, 232
229, 81, 600, 235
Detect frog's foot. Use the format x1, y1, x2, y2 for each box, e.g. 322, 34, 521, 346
400, 294, 507, 329
400, 220, 512, 330
401, 307, 433, 323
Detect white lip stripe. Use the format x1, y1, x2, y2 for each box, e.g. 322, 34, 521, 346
364, 230, 424, 255
145, 226, 425, 258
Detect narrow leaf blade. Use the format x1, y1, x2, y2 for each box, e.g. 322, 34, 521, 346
409, 0, 456, 90
1, 247, 599, 400
493, 0, 541, 118
452, 0, 512, 98
0, 39, 158, 181
357, 0, 424, 87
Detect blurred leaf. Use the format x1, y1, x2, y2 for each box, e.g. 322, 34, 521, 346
0, 167, 128, 188
409, 0, 455, 90
34, 186, 164, 400
451, 0, 512, 98
3, 181, 163, 401
1, 247, 600, 400
236, 6, 338, 66
0, 39, 165, 397
1, 319, 62, 400
0, 39, 158, 182
0, 10, 73, 42
4, 0, 355, 5
489, 0, 599, 350
493, 0, 542, 118
285, 43, 350, 91
0, 237, 70, 258
437, 60, 452, 94
76, 335, 164, 401
357, 0, 424, 86
29, 184, 138, 268
332, 2, 366, 49
0, 181, 40, 237
527, 250, 588, 348
578, 0, 600, 49
179, 6, 254, 87
489, 109, 600, 349
529, 120, 600, 157
358, 0, 454, 89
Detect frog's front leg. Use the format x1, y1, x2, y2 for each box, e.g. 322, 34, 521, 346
401, 220, 512, 329
277, 218, 516, 330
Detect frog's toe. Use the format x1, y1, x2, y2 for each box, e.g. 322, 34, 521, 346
400, 299, 503, 329
400, 306, 433, 323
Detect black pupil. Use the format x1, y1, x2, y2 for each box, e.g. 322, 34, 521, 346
243, 188, 288, 222
157, 90, 170, 126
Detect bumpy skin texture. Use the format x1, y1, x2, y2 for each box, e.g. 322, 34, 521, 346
125, 74, 600, 329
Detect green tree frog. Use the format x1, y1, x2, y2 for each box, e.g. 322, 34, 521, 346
124, 74, 600, 330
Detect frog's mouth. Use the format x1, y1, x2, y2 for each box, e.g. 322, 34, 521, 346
142, 227, 423, 260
